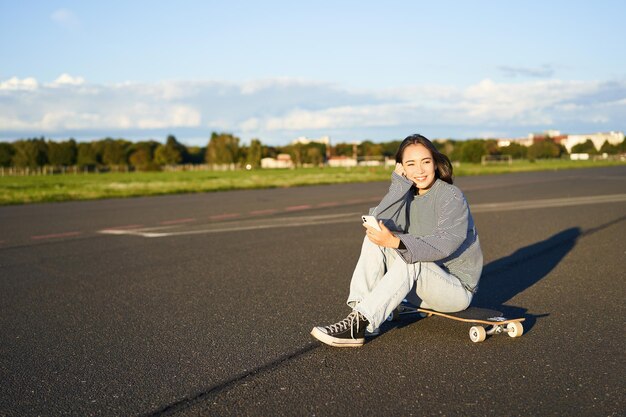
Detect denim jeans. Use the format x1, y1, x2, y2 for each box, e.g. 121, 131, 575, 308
348, 237, 472, 332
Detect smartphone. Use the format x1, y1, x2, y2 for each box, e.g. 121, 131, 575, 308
361, 215, 382, 231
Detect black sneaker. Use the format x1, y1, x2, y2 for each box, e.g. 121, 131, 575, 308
310, 311, 369, 347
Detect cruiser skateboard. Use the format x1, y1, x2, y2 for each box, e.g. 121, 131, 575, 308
388, 301, 525, 343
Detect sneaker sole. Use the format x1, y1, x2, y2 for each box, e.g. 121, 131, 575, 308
310, 327, 365, 347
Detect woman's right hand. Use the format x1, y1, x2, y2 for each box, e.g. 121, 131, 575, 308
394, 162, 406, 177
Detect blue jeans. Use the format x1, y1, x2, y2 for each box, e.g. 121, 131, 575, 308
347, 237, 472, 332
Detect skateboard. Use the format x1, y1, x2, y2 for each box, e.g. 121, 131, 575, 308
387, 301, 525, 343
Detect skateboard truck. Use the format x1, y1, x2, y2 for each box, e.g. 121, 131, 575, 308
387, 300, 525, 343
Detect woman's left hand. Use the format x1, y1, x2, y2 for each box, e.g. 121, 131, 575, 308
364, 221, 401, 248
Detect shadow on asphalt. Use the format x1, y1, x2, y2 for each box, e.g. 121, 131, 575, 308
474, 214, 626, 332
142, 343, 319, 417
471, 227, 582, 332
379, 228, 580, 335
384, 214, 626, 334
385, 227, 580, 334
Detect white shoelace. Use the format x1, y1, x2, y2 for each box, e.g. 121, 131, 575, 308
325, 311, 363, 338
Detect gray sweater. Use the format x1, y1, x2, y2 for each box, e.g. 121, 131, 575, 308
370, 172, 483, 293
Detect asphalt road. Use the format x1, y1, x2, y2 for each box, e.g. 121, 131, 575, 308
1, 166, 625, 417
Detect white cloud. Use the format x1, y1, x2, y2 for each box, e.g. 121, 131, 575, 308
0, 74, 624, 143
135, 105, 201, 129
239, 117, 261, 131
0, 115, 31, 130
51, 9, 81, 30
171, 105, 202, 126
239, 78, 325, 95
50, 73, 85, 86
0, 76, 39, 91
263, 104, 415, 131
40, 110, 100, 130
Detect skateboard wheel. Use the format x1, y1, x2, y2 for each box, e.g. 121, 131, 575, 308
469, 326, 486, 343
387, 309, 399, 322
506, 321, 524, 338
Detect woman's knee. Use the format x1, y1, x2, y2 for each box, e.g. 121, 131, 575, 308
422, 289, 471, 313
413, 266, 472, 312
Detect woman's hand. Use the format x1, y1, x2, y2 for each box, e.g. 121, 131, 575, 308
394, 162, 406, 177
364, 221, 401, 248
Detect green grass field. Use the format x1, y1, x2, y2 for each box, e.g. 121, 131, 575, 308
1, 159, 624, 205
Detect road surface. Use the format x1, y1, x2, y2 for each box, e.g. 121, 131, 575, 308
1, 166, 624, 416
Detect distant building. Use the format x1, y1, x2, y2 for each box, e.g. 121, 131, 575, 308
561, 131, 624, 152
530, 134, 568, 145
497, 131, 624, 152
544, 129, 562, 138
261, 153, 294, 169
496, 137, 533, 147
570, 153, 590, 160
358, 159, 383, 167
327, 156, 357, 167
528, 130, 568, 145
551, 135, 569, 145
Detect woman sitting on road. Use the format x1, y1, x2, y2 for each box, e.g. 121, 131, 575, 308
311, 134, 483, 347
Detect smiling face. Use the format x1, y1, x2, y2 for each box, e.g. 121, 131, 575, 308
402, 144, 437, 194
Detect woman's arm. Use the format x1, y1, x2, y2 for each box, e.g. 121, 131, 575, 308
369, 165, 414, 221
395, 189, 470, 263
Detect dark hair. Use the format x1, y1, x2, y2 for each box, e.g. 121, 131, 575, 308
395, 134, 454, 184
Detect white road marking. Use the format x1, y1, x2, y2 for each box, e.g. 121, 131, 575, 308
98, 213, 358, 237
31, 231, 83, 240
471, 193, 626, 213
97, 193, 626, 238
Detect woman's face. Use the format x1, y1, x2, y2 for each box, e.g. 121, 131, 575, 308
402, 144, 436, 194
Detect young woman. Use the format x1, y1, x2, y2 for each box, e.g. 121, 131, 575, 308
311, 134, 483, 347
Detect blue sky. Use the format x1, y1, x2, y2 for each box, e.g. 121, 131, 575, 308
1, 0, 625, 145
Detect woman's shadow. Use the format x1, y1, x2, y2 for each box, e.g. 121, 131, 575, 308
469, 227, 581, 332
470, 215, 626, 332
393, 215, 625, 334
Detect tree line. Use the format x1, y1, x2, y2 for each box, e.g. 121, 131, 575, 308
1, 133, 625, 171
